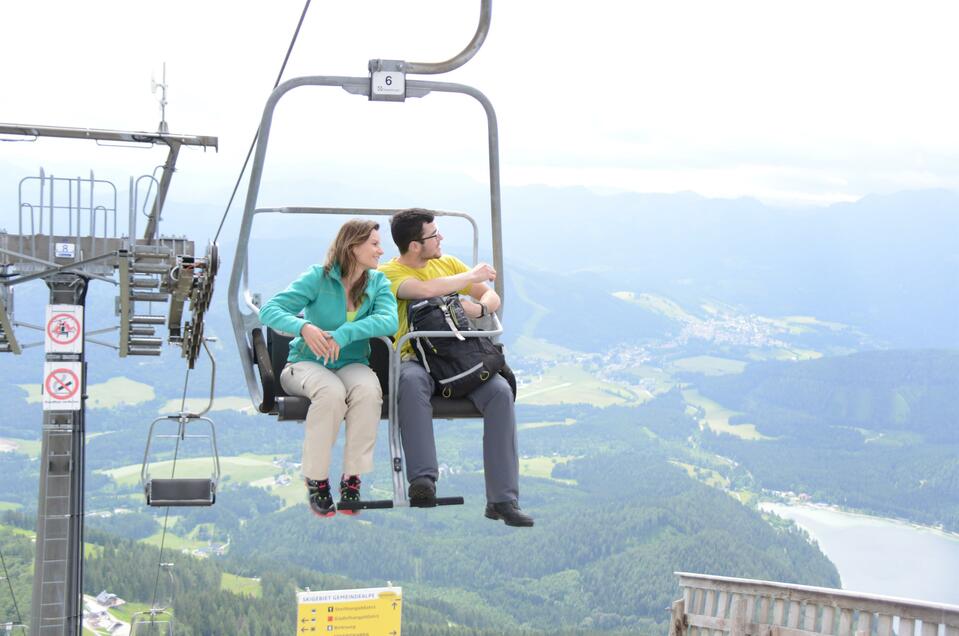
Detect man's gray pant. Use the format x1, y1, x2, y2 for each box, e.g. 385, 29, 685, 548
397, 360, 519, 504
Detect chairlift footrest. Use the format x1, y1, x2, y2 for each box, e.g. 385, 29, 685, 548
336, 499, 394, 511
146, 478, 216, 507
410, 496, 464, 508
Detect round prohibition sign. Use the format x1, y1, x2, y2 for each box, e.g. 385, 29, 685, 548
47, 313, 81, 345
45, 368, 80, 401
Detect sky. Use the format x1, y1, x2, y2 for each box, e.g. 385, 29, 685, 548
2, 0, 959, 209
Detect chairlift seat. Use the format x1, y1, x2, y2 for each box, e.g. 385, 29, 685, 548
145, 477, 216, 507
141, 415, 220, 508
253, 327, 483, 421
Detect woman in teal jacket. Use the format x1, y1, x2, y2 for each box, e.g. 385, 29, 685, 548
259, 219, 398, 517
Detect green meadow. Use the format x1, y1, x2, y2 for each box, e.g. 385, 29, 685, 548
682, 389, 767, 440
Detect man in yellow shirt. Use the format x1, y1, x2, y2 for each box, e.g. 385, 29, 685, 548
379, 209, 533, 527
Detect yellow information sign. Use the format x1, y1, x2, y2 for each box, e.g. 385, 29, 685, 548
296, 586, 402, 635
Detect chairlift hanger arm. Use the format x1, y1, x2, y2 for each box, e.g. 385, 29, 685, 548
395, 0, 492, 75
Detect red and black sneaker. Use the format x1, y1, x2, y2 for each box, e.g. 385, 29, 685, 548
305, 477, 335, 518
338, 475, 362, 515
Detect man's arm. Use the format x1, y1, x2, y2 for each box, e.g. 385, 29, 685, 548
460, 282, 501, 319
395, 262, 496, 300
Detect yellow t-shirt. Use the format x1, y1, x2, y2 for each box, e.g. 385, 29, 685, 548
378, 255, 471, 357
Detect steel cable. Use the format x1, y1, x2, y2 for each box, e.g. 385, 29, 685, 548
147, 0, 313, 614
149, 368, 190, 610
0, 545, 24, 627
213, 0, 313, 244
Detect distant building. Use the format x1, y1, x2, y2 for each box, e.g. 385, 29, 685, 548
93, 591, 125, 608
95, 591, 117, 606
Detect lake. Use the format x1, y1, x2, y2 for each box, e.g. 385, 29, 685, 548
761, 502, 959, 606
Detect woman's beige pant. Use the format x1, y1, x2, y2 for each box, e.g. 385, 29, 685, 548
280, 361, 382, 480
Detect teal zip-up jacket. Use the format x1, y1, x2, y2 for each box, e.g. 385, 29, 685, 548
258, 264, 398, 369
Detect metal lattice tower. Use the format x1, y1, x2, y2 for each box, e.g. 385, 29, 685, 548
0, 123, 217, 636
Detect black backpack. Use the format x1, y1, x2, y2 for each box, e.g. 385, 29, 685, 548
407, 294, 510, 399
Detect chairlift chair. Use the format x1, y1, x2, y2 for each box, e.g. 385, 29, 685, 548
141, 414, 221, 507
130, 555, 175, 635
129, 610, 174, 636
227, 2, 506, 511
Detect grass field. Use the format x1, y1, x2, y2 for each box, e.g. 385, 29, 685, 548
221, 572, 263, 597
509, 335, 581, 360
518, 418, 576, 431
682, 389, 768, 441
16, 383, 42, 403
107, 601, 152, 624
89, 377, 156, 408
518, 365, 648, 407
769, 347, 822, 361
613, 291, 696, 322
861, 429, 925, 446
510, 271, 553, 344
103, 453, 280, 488
0, 437, 41, 458
670, 356, 746, 376
158, 396, 257, 415
519, 455, 577, 485
0, 522, 34, 538
0, 501, 22, 511
270, 479, 306, 509
770, 315, 847, 334
670, 460, 730, 489
140, 529, 206, 552
84, 543, 104, 559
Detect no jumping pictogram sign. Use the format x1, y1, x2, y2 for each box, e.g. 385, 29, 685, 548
45, 305, 84, 354
47, 314, 80, 344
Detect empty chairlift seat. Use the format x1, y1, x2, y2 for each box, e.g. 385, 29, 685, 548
142, 415, 220, 507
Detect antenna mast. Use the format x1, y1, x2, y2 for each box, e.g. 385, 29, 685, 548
152, 63, 169, 134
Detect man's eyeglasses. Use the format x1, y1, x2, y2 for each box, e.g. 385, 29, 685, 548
414, 231, 440, 243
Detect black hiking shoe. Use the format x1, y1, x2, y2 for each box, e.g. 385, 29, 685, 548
338, 475, 362, 515
305, 478, 335, 518
485, 500, 534, 527
408, 476, 437, 507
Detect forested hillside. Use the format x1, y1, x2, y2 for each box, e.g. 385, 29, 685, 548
0, 518, 32, 628
227, 443, 837, 634
695, 350, 959, 529
4, 188, 956, 632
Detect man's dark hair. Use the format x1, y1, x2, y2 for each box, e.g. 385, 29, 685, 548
390, 208, 435, 254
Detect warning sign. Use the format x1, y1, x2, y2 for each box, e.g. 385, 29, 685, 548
42, 362, 82, 411
296, 587, 402, 635
45, 305, 83, 354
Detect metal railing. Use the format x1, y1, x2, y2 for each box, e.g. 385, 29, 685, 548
671, 573, 959, 636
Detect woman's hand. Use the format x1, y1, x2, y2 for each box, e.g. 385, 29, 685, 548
301, 323, 340, 364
